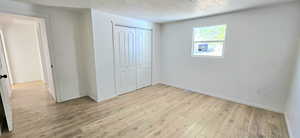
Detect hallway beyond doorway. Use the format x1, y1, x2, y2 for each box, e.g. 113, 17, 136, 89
11, 81, 55, 109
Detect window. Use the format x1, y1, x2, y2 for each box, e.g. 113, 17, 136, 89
192, 24, 227, 57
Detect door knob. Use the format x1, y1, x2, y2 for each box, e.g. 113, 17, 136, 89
0, 74, 8, 79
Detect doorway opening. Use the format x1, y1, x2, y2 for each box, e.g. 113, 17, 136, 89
0, 12, 56, 134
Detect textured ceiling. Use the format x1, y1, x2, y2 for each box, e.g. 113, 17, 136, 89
15, 0, 296, 23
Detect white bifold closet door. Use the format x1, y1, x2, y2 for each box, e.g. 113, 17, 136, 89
136, 29, 152, 89
114, 26, 152, 95
114, 26, 137, 95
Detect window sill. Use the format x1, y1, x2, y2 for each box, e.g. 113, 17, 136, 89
191, 55, 224, 58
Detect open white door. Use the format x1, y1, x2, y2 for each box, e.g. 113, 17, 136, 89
0, 34, 13, 131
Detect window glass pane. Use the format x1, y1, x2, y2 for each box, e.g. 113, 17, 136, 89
193, 42, 224, 57
194, 25, 227, 41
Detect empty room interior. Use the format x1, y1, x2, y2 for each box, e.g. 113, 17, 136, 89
0, 0, 299, 137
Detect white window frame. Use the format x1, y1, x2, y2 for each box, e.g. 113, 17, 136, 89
191, 25, 227, 58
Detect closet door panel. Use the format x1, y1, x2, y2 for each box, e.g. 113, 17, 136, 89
136, 29, 152, 89
114, 26, 137, 95
126, 32, 137, 91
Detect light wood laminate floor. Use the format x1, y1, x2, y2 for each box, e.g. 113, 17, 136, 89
2, 82, 289, 138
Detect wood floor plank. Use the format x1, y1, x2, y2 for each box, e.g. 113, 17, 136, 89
1, 83, 289, 138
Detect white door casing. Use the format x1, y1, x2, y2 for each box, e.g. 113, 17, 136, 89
36, 22, 56, 101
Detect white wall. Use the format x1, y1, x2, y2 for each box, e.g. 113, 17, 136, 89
285, 40, 300, 138
152, 24, 161, 84
90, 9, 160, 101
160, 2, 300, 113
3, 22, 44, 84
0, 0, 159, 102
45, 9, 83, 101
0, 0, 86, 102
76, 11, 98, 101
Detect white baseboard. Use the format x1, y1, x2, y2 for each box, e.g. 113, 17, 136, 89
95, 94, 118, 103
57, 94, 87, 103
152, 80, 161, 85
284, 112, 294, 138
161, 82, 283, 113
88, 95, 98, 102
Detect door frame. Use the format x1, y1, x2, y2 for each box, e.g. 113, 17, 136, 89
34, 20, 57, 101
0, 12, 59, 131
0, 12, 58, 101
0, 12, 58, 102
